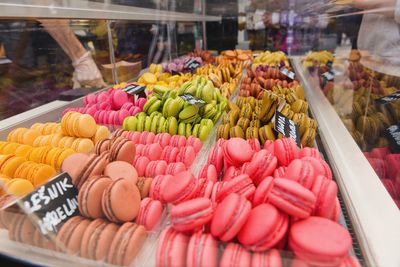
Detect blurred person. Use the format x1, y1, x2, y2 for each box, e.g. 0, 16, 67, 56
39, 19, 106, 88
351, 0, 400, 76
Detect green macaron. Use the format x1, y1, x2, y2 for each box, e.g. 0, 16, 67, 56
185, 124, 192, 138
123, 116, 137, 131
179, 105, 199, 124
144, 116, 152, 132
178, 122, 186, 136
157, 116, 166, 133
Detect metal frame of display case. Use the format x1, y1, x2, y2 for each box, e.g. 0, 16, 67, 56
292, 56, 400, 267
0, 0, 220, 22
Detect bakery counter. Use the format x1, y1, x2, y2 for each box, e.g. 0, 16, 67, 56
291, 56, 400, 267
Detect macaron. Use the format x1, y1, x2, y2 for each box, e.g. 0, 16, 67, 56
142, 143, 162, 161
78, 176, 112, 219
156, 227, 189, 267
217, 174, 255, 203
251, 249, 283, 267
134, 156, 150, 177
176, 146, 196, 167
195, 178, 214, 199
241, 149, 277, 186
252, 176, 274, 206
163, 171, 198, 204
285, 159, 316, 189
289, 217, 352, 266
63, 217, 91, 255
136, 177, 153, 199
170, 197, 214, 232
223, 138, 253, 166
150, 174, 173, 203
107, 222, 147, 266
165, 162, 186, 175
186, 232, 218, 267
211, 193, 251, 242
102, 178, 141, 223
109, 137, 136, 163
311, 175, 338, 219
86, 219, 119, 260
186, 136, 202, 153
274, 138, 299, 166
61, 153, 90, 186
269, 178, 316, 219
6, 178, 34, 196
145, 160, 168, 177
104, 161, 138, 184
136, 197, 163, 230
220, 243, 251, 267
238, 203, 289, 251
56, 216, 85, 252
198, 164, 218, 183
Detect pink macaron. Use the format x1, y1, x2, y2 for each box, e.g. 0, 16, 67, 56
274, 166, 287, 178
223, 138, 254, 167
134, 156, 150, 177
274, 138, 299, 166
161, 146, 179, 163
170, 135, 187, 147
302, 157, 333, 180
170, 197, 214, 232
289, 217, 352, 266
252, 249, 283, 267
223, 166, 241, 182
136, 197, 163, 230
220, 243, 251, 267
156, 227, 189, 267
211, 193, 251, 242
198, 164, 218, 183
176, 146, 196, 167
145, 160, 168, 177
217, 174, 255, 203
150, 174, 173, 203
207, 145, 224, 174
241, 149, 277, 186
311, 175, 338, 219
154, 133, 172, 148
165, 162, 187, 175
163, 171, 198, 204
252, 176, 274, 206
247, 138, 261, 152
186, 232, 218, 267
195, 178, 214, 199
285, 159, 316, 189
142, 143, 162, 161
269, 178, 316, 219
186, 136, 202, 153
299, 147, 322, 159
238, 203, 289, 251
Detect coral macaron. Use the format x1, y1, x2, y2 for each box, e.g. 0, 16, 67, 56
163, 171, 198, 204
238, 203, 289, 251
186, 232, 218, 267
78, 176, 112, 219
104, 161, 138, 184
274, 138, 299, 166
223, 138, 253, 166
289, 217, 352, 266
211, 193, 251, 242
170, 197, 214, 232
217, 174, 255, 202
136, 197, 163, 230
269, 178, 316, 219
156, 227, 189, 267
220, 243, 251, 267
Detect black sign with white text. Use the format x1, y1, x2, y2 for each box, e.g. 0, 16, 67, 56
385, 124, 400, 152
180, 93, 206, 107
123, 84, 146, 95
280, 67, 296, 80
184, 59, 201, 72
274, 111, 301, 147
376, 91, 400, 105
20, 173, 79, 235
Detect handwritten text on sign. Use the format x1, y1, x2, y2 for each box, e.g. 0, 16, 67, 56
274, 111, 301, 147
22, 173, 79, 235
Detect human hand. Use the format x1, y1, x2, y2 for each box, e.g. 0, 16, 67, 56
72, 52, 107, 89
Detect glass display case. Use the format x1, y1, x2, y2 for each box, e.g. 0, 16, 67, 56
0, 1, 399, 267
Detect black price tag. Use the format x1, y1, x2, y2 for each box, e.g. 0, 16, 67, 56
280, 67, 295, 80
184, 59, 201, 72
274, 111, 301, 147
322, 71, 335, 81
180, 93, 206, 107
326, 61, 333, 69
171, 70, 182, 76
384, 124, 400, 152
123, 84, 146, 96
376, 91, 400, 105
9, 173, 80, 235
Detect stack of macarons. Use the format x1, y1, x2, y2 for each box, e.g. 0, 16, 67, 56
154, 137, 360, 267
64, 87, 146, 126
0, 142, 75, 171
217, 92, 317, 147
5, 213, 148, 266
364, 148, 400, 208
0, 154, 56, 194
123, 112, 214, 141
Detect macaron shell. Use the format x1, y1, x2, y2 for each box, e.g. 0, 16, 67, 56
78, 176, 112, 219
95, 222, 119, 261
102, 178, 141, 222
156, 227, 189, 267
220, 243, 251, 267
187, 232, 218, 267
136, 197, 163, 230
61, 153, 90, 186
104, 161, 139, 184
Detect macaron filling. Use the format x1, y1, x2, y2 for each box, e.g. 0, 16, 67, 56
171, 205, 213, 225
271, 187, 314, 214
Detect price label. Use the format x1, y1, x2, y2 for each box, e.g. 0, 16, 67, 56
322, 71, 335, 81
274, 111, 301, 147
280, 67, 295, 80
376, 91, 400, 105
171, 70, 182, 76
184, 59, 201, 72
123, 84, 146, 96
5, 173, 80, 235
180, 93, 206, 107
384, 124, 400, 152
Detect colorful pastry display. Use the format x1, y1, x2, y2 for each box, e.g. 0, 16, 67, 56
0, 49, 364, 267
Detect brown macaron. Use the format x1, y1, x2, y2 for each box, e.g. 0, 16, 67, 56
107, 222, 147, 266
78, 176, 113, 219
109, 137, 136, 163
102, 178, 141, 223
136, 177, 153, 199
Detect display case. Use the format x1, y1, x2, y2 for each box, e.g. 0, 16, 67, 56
0, 1, 400, 267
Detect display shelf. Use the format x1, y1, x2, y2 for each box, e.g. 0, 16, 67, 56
291, 56, 400, 267
0, 0, 220, 22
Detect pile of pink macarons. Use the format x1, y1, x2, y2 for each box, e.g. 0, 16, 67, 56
113, 130, 202, 177
162, 56, 203, 73
153, 137, 361, 267
364, 147, 400, 208
63, 88, 146, 126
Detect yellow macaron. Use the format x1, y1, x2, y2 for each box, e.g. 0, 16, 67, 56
6, 178, 34, 196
